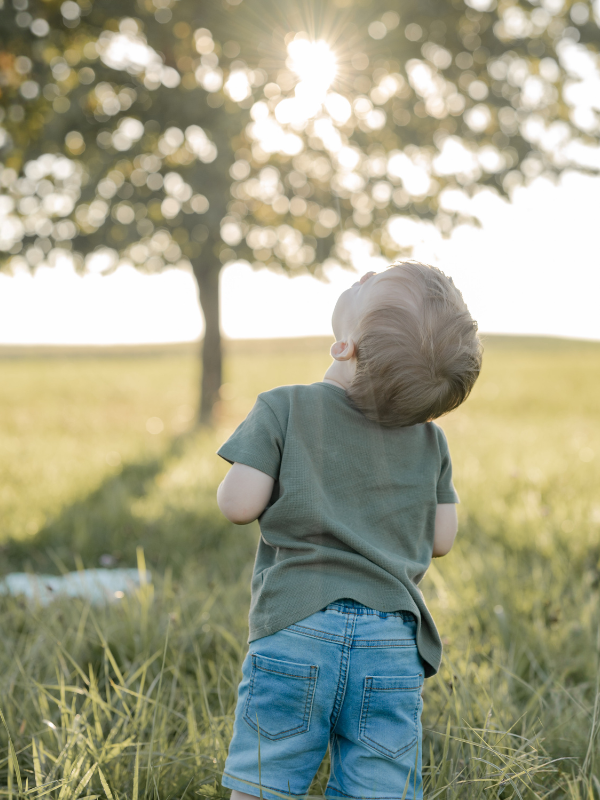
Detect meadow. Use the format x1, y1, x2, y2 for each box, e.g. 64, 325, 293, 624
0, 335, 599, 800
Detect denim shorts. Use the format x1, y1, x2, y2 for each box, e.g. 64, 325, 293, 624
222, 599, 425, 800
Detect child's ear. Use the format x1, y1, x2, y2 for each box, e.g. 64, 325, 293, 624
330, 339, 356, 361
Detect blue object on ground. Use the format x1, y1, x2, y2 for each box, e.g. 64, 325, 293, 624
0, 568, 150, 605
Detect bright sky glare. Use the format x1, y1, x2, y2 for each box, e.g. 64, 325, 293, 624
265, 39, 339, 132
287, 39, 337, 93
0, 170, 599, 345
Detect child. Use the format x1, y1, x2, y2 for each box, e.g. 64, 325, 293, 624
216, 261, 482, 800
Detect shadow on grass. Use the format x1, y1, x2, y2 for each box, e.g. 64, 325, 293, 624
1, 431, 257, 581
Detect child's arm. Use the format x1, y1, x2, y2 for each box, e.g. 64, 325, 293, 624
432, 504, 458, 557
217, 463, 275, 525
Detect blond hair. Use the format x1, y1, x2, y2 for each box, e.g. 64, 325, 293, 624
347, 261, 482, 427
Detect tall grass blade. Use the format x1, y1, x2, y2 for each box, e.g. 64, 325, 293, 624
97, 767, 113, 800
73, 763, 97, 799
132, 744, 140, 800
0, 706, 23, 794
256, 715, 263, 800
144, 620, 170, 796
31, 738, 43, 788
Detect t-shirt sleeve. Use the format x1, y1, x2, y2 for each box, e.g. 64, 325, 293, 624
216, 397, 284, 480
436, 428, 460, 504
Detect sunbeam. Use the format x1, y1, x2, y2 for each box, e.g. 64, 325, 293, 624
287, 38, 337, 93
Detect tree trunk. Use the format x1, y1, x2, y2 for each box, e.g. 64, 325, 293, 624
194, 263, 222, 426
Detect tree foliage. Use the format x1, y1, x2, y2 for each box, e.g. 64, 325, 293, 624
1, 0, 598, 420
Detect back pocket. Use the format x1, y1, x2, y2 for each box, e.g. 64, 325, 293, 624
358, 674, 423, 759
243, 654, 319, 740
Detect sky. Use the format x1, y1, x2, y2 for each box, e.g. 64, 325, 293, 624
0, 168, 599, 345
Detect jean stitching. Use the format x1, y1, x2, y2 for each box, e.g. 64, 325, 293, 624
289, 625, 416, 647
362, 730, 417, 758
287, 623, 346, 642
300, 669, 315, 729
413, 689, 422, 745
362, 685, 422, 691
358, 677, 371, 741
287, 629, 345, 644
288, 628, 417, 649
358, 679, 420, 759
223, 771, 307, 797
243, 696, 310, 738
243, 656, 257, 722
353, 636, 415, 642
243, 698, 312, 738
291, 623, 342, 633
352, 639, 417, 648
243, 656, 317, 739
246, 720, 309, 739
301, 667, 318, 733
329, 606, 355, 730
254, 665, 316, 679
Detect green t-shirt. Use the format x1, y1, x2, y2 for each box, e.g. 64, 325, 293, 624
217, 381, 459, 677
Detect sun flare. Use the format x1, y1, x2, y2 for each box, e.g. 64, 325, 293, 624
287, 39, 337, 93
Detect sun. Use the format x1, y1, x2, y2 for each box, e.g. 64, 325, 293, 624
287, 39, 337, 93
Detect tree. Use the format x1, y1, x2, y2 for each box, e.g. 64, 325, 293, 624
233, 0, 599, 264
1, 0, 257, 423
1, 0, 598, 422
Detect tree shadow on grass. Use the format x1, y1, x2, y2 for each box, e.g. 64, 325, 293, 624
1, 431, 258, 582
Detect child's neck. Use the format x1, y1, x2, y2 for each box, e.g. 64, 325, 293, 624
322, 359, 356, 391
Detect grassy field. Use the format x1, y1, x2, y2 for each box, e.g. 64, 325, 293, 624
0, 336, 599, 800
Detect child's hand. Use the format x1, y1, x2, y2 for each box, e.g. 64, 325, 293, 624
432, 504, 458, 557
217, 462, 275, 525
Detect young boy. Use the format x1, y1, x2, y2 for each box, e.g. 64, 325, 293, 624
216, 261, 482, 800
